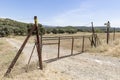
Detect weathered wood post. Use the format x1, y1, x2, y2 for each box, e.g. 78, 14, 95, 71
82, 36, 85, 52
91, 22, 95, 34
94, 34, 97, 46
4, 16, 37, 77
34, 16, 43, 70
58, 37, 60, 58
91, 22, 96, 47
71, 37, 74, 55
104, 21, 110, 44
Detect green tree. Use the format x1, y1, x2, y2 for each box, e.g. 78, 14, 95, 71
0, 31, 6, 37
52, 28, 58, 34
95, 28, 103, 33
46, 29, 51, 34
38, 24, 45, 35
58, 29, 65, 34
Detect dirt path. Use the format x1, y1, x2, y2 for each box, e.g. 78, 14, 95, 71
6, 38, 120, 80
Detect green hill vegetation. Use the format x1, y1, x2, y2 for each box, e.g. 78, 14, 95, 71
0, 18, 120, 37
0, 18, 45, 37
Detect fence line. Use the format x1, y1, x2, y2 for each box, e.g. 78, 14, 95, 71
41, 34, 99, 59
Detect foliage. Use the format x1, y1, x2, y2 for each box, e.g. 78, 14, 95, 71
46, 29, 51, 34
0, 18, 118, 37
27, 23, 45, 35
45, 26, 78, 34
95, 28, 103, 33
0, 18, 45, 37
64, 26, 77, 34
58, 29, 65, 34
51, 28, 58, 34
38, 24, 45, 35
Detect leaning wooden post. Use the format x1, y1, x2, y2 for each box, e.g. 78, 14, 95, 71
82, 36, 85, 52
113, 28, 115, 40
34, 16, 43, 70
104, 21, 110, 44
4, 17, 36, 77
58, 37, 60, 58
71, 37, 74, 55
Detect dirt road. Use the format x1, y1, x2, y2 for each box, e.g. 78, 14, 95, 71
6, 38, 120, 80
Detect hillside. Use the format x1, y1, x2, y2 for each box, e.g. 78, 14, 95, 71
0, 18, 44, 37
0, 18, 120, 37
45, 26, 120, 32
0, 18, 27, 27
0, 18, 28, 36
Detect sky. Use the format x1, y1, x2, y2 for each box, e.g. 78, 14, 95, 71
0, 0, 120, 27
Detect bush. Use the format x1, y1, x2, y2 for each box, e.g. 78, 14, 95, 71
52, 29, 58, 34
46, 29, 51, 34
39, 27, 45, 35
0, 31, 6, 37
95, 29, 103, 33
27, 23, 45, 35
65, 29, 77, 34
58, 29, 65, 34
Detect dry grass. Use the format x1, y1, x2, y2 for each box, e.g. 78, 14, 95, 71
0, 38, 16, 79
0, 38, 72, 80
45, 32, 120, 57
0, 38, 27, 79
1, 32, 120, 79
88, 38, 120, 57
10, 36, 35, 43
3, 63, 71, 80
0, 38, 35, 79
11, 32, 120, 58
44, 32, 91, 37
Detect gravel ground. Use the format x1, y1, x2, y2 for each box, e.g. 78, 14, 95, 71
6, 38, 120, 80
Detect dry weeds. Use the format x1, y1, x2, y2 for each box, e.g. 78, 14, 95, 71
0, 38, 72, 80
11, 32, 120, 57
0, 38, 16, 79
1, 35, 119, 80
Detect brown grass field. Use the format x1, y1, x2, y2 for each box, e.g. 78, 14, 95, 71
11, 32, 120, 57
0, 38, 71, 80
0, 32, 120, 80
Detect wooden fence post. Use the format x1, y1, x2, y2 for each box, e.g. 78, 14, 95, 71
4, 16, 38, 77
91, 22, 96, 47
82, 36, 85, 52
105, 21, 110, 44
94, 34, 97, 47
107, 27, 110, 44
35, 16, 43, 70
91, 35, 94, 47
58, 37, 60, 58
71, 37, 74, 55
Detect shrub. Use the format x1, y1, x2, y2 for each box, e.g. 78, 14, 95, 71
52, 29, 58, 34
